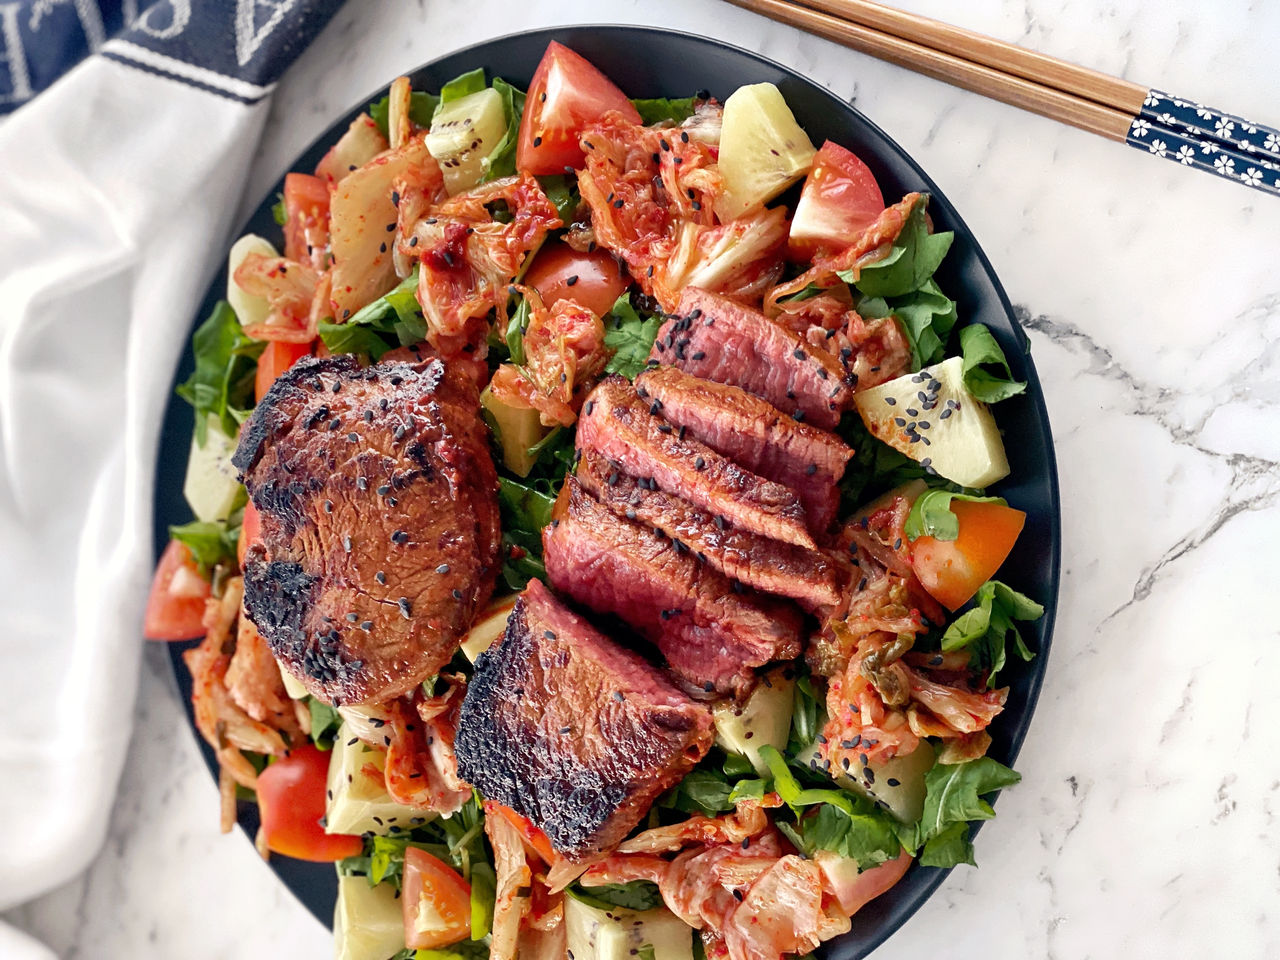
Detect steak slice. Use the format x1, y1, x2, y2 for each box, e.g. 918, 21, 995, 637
576, 452, 844, 610
455, 580, 713, 860
635, 365, 854, 534
544, 478, 804, 696
233, 355, 500, 705
649, 286, 853, 429
577, 375, 813, 549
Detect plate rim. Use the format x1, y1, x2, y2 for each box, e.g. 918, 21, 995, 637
158, 21, 1062, 956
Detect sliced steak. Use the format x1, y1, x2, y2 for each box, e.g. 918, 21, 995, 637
544, 478, 804, 696
455, 580, 714, 860
577, 375, 813, 549
576, 452, 844, 610
649, 286, 853, 429
635, 365, 853, 534
233, 354, 500, 705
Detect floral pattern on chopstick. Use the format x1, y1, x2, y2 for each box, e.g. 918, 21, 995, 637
1141, 89, 1280, 164
1127, 101, 1280, 198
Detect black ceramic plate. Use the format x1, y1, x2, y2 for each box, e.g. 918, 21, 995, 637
158, 23, 1060, 958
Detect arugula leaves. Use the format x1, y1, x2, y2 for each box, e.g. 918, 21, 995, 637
440, 68, 486, 102
176, 301, 265, 445
942, 580, 1043, 685
307, 697, 342, 749
481, 78, 525, 182
168, 519, 238, 578
759, 746, 902, 868
631, 97, 697, 125
900, 758, 1021, 867
319, 270, 425, 359
847, 199, 957, 370
604, 292, 662, 379
570, 880, 665, 912
849, 200, 953, 298
959, 323, 1026, 403
537, 173, 580, 222
369, 91, 440, 139
504, 296, 531, 366
496, 476, 557, 591
904, 490, 1007, 542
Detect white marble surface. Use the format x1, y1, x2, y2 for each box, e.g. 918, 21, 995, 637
7, 0, 1280, 957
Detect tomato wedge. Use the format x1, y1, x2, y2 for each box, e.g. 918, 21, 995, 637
144, 540, 210, 641
257, 744, 363, 862
788, 140, 885, 258
237, 500, 262, 569
282, 172, 331, 269
516, 41, 641, 175
255, 339, 313, 402
911, 500, 1026, 610
402, 848, 472, 949
522, 240, 630, 317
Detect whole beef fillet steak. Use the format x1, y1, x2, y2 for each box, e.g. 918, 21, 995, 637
232, 354, 499, 706
455, 580, 714, 861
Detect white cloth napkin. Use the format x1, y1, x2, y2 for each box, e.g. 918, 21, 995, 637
0, 2, 341, 954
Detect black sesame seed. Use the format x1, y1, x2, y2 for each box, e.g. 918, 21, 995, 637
452, 588, 463, 600
398, 598, 412, 618
391, 530, 408, 544
343, 535, 352, 552
347, 432, 358, 443
793, 348, 806, 360
346, 613, 358, 622
324, 500, 334, 513
437, 563, 451, 574
360, 621, 373, 631
694, 457, 706, 470
806, 463, 818, 475
940, 409, 953, 419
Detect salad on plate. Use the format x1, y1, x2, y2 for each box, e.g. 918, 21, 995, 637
145, 38, 1045, 960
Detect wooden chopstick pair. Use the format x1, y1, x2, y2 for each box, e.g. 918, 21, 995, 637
728, 0, 1280, 198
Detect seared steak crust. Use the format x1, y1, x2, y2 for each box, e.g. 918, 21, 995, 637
233, 355, 500, 705
455, 580, 713, 859
649, 287, 852, 429
636, 365, 853, 534
576, 452, 844, 610
577, 375, 813, 549
544, 478, 804, 696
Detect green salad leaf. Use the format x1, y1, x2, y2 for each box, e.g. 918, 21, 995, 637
632, 97, 697, 125
369, 91, 440, 139
904, 490, 1007, 542
307, 697, 342, 749
176, 301, 265, 444
759, 746, 902, 867
168, 519, 237, 578
900, 757, 1021, 867
270, 192, 287, 226
320, 269, 425, 359
538, 173, 580, 221
662, 768, 737, 815
468, 862, 497, 940
481, 78, 526, 182
942, 580, 1043, 685
959, 323, 1027, 403
848, 199, 953, 299
571, 880, 665, 912
604, 292, 662, 379
440, 67, 487, 103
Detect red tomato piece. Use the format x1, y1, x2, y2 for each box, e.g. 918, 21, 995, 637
911, 500, 1026, 610
282, 172, 331, 269
255, 339, 313, 402
402, 848, 472, 949
516, 41, 641, 175
257, 744, 363, 862
143, 541, 211, 641
522, 240, 631, 317
237, 500, 262, 569
788, 140, 885, 259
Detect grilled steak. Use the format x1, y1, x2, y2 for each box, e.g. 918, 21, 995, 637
455, 580, 713, 860
635, 365, 853, 534
577, 375, 813, 549
576, 452, 843, 610
544, 478, 804, 695
649, 287, 852, 429
233, 355, 500, 705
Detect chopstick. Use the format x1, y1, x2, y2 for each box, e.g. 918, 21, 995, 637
726, 0, 1280, 198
